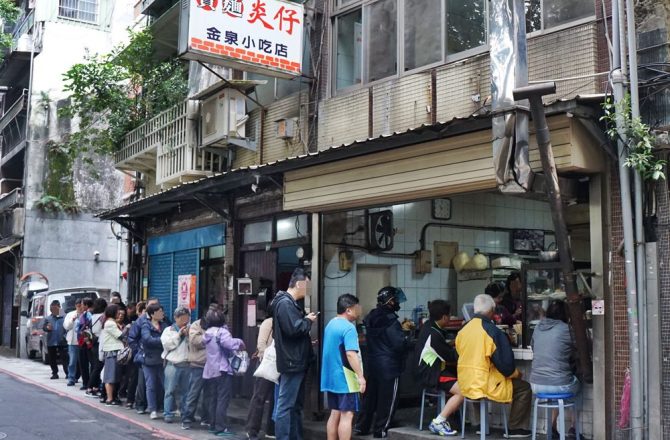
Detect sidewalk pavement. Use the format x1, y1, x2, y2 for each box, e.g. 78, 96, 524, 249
0, 355, 507, 440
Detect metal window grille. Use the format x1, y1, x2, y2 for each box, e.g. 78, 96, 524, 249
58, 0, 98, 23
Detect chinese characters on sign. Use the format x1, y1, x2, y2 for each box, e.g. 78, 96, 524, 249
177, 274, 197, 310
184, 0, 304, 77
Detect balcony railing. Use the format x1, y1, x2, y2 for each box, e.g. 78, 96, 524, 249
0, 187, 22, 213
115, 100, 227, 188
0, 89, 28, 161
9, 10, 35, 54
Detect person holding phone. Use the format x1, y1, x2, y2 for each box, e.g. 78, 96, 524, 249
271, 267, 317, 440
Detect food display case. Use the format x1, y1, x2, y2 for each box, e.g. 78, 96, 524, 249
521, 262, 593, 347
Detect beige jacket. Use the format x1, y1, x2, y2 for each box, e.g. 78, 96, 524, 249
161, 325, 190, 365
188, 319, 207, 368
257, 318, 273, 360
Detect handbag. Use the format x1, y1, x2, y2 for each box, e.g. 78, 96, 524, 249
116, 345, 133, 365
229, 350, 250, 376
253, 341, 280, 383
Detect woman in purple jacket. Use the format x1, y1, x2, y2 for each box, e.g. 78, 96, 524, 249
203, 308, 245, 436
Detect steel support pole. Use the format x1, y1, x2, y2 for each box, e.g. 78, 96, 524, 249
625, 1, 648, 436
611, 0, 644, 437
513, 82, 592, 382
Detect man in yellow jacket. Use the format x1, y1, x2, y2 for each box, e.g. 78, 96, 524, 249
456, 294, 532, 438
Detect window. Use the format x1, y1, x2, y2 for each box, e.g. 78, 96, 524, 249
243, 221, 273, 244
59, 0, 98, 23
404, 0, 441, 71
335, 10, 363, 89
366, 0, 397, 82
332, 0, 594, 92
446, 0, 487, 55
276, 215, 309, 241
525, 0, 594, 32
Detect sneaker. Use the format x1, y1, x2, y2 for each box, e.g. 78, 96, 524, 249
110, 400, 122, 406
136, 408, 147, 415
373, 432, 387, 439
264, 435, 275, 439
181, 422, 191, 430
216, 429, 235, 437
429, 419, 458, 436
201, 422, 211, 428
150, 411, 160, 420
504, 429, 532, 438
164, 417, 174, 424
104, 401, 114, 407
50, 374, 59, 380
67, 381, 75, 386
79, 385, 87, 391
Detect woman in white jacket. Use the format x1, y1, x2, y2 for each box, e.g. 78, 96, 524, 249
100, 304, 124, 406
161, 306, 191, 423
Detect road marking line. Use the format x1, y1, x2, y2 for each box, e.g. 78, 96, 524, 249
0, 367, 191, 440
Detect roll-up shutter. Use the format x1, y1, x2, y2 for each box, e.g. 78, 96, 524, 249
149, 253, 174, 315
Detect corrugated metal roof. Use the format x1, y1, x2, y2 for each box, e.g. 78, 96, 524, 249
98, 94, 605, 219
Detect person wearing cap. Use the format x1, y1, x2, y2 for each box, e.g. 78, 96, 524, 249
355, 286, 410, 438
43, 300, 68, 379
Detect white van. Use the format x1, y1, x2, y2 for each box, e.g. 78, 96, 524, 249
23, 287, 109, 363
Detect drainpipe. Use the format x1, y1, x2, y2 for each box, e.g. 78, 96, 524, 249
625, 0, 648, 435
612, 0, 644, 438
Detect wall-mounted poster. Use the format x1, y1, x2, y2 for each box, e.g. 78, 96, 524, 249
178, 274, 197, 310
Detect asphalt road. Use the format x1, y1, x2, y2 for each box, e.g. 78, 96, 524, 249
0, 371, 166, 440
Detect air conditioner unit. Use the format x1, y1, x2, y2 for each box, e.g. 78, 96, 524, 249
11, 207, 24, 237
200, 89, 248, 148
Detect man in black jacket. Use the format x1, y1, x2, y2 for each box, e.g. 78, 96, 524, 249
271, 267, 318, 440
355, 286, 409, 438
414, 300, 462, 436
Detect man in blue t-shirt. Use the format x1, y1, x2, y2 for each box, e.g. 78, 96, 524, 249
321, 294, 366, 440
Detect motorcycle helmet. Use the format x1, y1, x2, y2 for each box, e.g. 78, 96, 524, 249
377, 286, 407, 312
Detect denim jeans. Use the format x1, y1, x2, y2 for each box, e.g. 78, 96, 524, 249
142, 364, 165, 412
531, 376, 582, 410
164, 363, 190, 419
182, 366, 207, 423
135, 365, 147, 411
274, 371, 306, 440
67, 345, 79, 383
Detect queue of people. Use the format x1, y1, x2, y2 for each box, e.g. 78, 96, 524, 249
41, 268, 582, 440
42, 293, 245, 437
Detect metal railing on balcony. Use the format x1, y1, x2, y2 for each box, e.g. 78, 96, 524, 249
116, 101, 189, 164
116, 99, 227, 187
0, 187, 22, 213
0, 89, 28, 160
9, 10, 34, 53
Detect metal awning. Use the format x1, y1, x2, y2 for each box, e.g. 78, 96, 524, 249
98, 96, 607, 220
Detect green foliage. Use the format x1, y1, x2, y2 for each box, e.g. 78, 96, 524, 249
0, 0, 21, 58
59, 28, 188, 152
38, 141, 78, 213
601, 95, 666, 181
39, 29, 188, 212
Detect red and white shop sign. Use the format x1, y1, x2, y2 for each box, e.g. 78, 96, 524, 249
180, 0, 304, 78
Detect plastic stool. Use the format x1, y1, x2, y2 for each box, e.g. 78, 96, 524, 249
460, 397, 508, 440
531, 393, 579, 440
419, 388, 447, 430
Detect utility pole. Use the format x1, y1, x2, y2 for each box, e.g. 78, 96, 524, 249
513, 82, 592, 383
